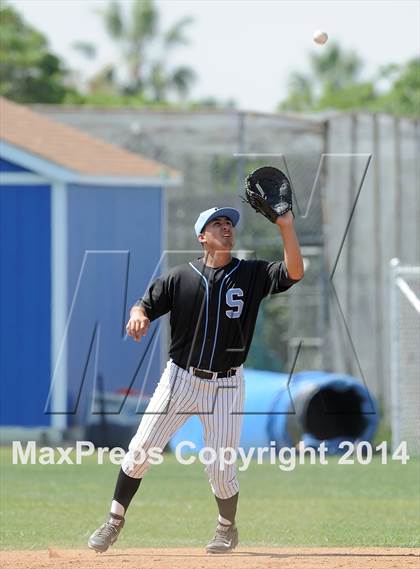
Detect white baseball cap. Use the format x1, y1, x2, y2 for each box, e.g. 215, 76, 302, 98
194, 206, 240, 236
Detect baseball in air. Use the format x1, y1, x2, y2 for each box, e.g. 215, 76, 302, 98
313, 30, 328, 45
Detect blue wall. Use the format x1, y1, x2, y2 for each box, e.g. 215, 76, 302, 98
0, 160, 165, 428
66, 184, 163, 426
0, 184, 51, 426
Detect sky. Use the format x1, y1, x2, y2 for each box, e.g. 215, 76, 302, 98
8, 0, 420, 112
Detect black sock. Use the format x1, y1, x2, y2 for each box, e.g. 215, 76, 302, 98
113, 468, 142, 513
215, 492, 239, 525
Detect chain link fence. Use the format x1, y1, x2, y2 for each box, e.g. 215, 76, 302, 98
34, 106, 419, 420
389, 259, 420, 456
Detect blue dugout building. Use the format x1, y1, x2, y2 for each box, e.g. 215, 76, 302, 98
0, 98, 180, 433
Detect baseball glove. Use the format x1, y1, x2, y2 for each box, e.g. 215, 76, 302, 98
243, 166, 293, 223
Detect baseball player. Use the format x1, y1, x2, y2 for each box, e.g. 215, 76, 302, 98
88, 198, 304, 553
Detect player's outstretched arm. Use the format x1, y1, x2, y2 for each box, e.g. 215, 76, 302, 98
126, 305, 150, 342
275, 211, 304, 280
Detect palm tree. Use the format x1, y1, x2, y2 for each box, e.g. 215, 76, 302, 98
98, 0, 195, 100
279, 71, 314, 111
170, 66, 196, 101
279, 42, 365, 112
309, 42, 363, 91
100, 0, 157, 93
149, 61, 166, 101
72, 41, 97, 60
88, 64, 117, 95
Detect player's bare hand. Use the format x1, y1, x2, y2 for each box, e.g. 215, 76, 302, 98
126, 307, 150, 342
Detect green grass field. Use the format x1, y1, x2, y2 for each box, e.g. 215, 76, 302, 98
0, 447, 419, 550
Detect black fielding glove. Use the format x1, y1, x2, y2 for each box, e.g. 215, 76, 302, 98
243, 166, 293, 223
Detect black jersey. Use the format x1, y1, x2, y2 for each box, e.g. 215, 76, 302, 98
138, 257, 299, 371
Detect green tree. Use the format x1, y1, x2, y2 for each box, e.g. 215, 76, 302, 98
279, 42, 367, 112
79, 0, 196, 102
309, 42, 363, 92
279, 42, 419, 117
373, 58, 420, 116
0, 4, 73, 103
316, 81, 377, 111
279, 72, 314, 112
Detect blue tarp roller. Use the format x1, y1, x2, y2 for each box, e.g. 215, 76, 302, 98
170, 369, 379, 454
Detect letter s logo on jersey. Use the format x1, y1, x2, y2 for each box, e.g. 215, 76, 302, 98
225, 288, 244, 319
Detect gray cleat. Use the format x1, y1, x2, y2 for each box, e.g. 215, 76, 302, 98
88, 514, 125, 553
206, 523, 238, 554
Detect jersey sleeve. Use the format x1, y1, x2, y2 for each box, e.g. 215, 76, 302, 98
262, 260, 300, 297
136, 274, 172, 321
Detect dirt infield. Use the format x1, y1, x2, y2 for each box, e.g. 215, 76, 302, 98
1, 547, 419, 569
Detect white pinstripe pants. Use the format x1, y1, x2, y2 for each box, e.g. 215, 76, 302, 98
121, 360, 245, 499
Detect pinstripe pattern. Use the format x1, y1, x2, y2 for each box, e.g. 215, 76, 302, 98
122, 360, 244, 499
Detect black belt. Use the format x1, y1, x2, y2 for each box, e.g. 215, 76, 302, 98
190, 366, 236, 380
